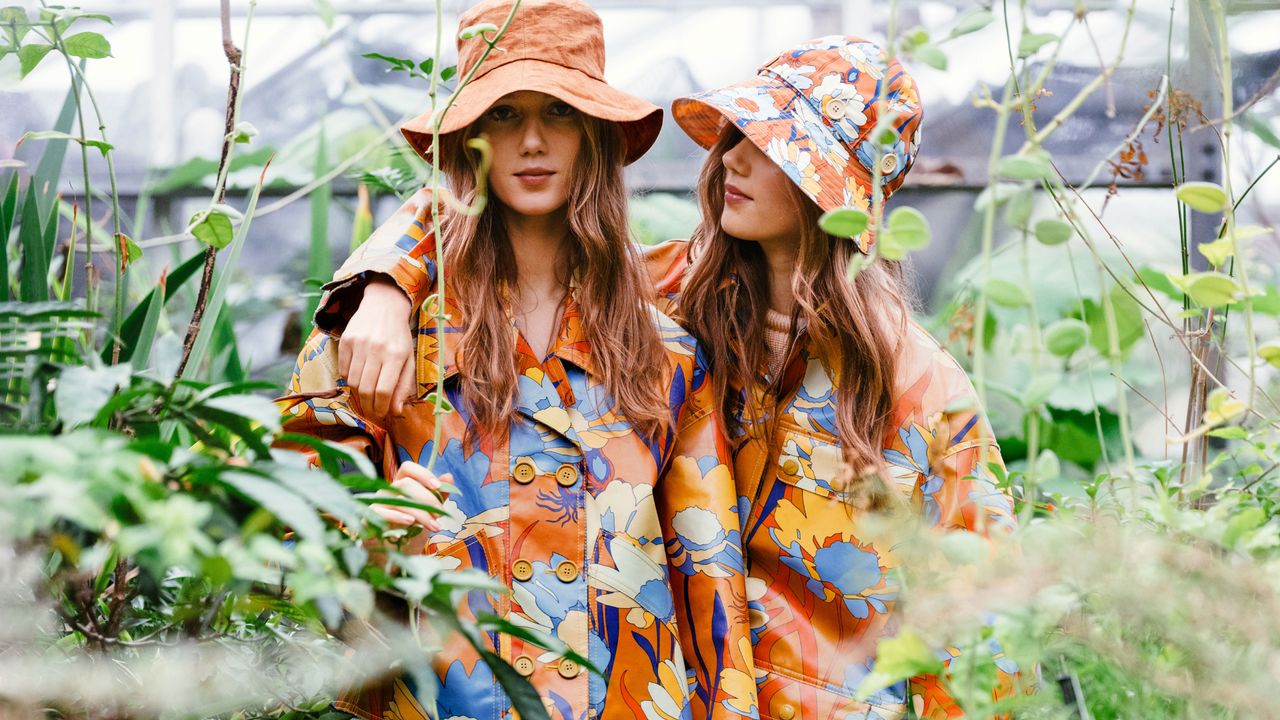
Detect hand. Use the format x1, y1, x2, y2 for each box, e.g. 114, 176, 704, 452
369, 461, 450, 555
336, 188, 435, 420
338, 278, 415, 420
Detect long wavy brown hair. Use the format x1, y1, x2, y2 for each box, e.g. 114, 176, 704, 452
677, 128, 910, 507
434, 114, 671, 440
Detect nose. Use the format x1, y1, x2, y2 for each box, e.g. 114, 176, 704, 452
518, 116, 547, 157
722, 137, 749, 176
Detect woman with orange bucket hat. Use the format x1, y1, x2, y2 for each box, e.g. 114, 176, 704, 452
277, 1, 758, 720
323, 30, 1033, 720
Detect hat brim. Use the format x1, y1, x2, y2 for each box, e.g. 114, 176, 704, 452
672, 76, 882, 251
401, 59, 663, 166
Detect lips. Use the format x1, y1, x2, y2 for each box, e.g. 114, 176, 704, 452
515, 167, 554, 178
724, 182, 753, 203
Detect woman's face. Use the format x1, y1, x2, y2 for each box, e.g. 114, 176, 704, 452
475, 90, 583, 220
720, 135, 803, 250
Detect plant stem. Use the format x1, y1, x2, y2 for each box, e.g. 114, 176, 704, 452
175, 0, 253, 380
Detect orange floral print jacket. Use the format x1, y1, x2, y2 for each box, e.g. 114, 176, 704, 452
282, 218, 760, 720
318, 215, 1027, 719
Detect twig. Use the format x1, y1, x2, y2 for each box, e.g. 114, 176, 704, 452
175, 0, 248, 379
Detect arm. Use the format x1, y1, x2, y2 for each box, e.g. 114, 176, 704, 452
908, 369, 1030, 719
655, 354, 760, 720
313, 190, 440, 419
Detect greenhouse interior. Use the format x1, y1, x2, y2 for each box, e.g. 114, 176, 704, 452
2, 0, 1280, 718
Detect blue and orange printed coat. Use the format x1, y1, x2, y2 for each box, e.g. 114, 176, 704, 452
316, 210, 1027, 719
645, 241, 1028, 720
280, 216, 760, 720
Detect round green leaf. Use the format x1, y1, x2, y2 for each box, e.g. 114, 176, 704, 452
1044, 318, 1089, 357
819, 207, 870, 238
1182, 271, 1242, 308
985, 278, 1030, 308
190, 209, 235, 250
1034, 218, 1073, 246
18, 43, 53, 77
1018, 32, 1059, 58
996, 152, 1054, 181
458, 22, 498, 40
1175, 181, 1229, 214
1259, 340, 1280, 368
62, 31, 111, 59
951, 9, 995, 37
1004, 185, 1034, 229
913, 43, 948, 71
880, 207, 931, 259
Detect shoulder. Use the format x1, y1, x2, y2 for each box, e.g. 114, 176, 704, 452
642, 239, 692, 303
649, 303, 713, 405
893, 319, 984, 419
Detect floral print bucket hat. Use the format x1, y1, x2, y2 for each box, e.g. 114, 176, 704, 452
672, 36, 923, 252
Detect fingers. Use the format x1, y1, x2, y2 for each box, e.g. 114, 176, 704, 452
371, 350, 406, 420
337, 330, 353, 380
391, 357, 417, 417
389, 475, 441, 531
356, 353, 381, 419
372, 504, 416, 526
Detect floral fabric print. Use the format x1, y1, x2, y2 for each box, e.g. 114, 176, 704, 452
282, 212, 759, 720
647, 241, 1024, 720
671, 36, 923, 253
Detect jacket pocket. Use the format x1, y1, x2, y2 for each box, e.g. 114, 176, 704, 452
775, 426, 847, 500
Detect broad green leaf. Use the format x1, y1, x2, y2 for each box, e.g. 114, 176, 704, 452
190, 208, 235, 249
1004, 185, 1034, 229
418, 57, 434, 76
458, 22, 498, 40
951, 9, 995, 37
424, 392, 455, 413
985, 278, 1030, 308
441, 65, 457, 82
204, 394, 283, 434
1022, 372, 1061, 409
1204, 387, 1246, 426
18, 42, 53, 76
1018, 32, 1058, 58
1175, 181, 1229, 213
1171, 271, 1241, 308
1260, 340, 1280, 368
0, 173, 16, 302
312, 0, 335, 28
819, 207, 870, 238
306, 122, 332, 336
996, 151, 1054, 181
1044, 318, 1089, 357
1245, 114, 1280, 150
1035, 449, 1062, 480
62, 31, 111, 58
854, 629, 944, 699
34, 85, 78, 218
221, 471, 326, 541
1198, 236, 1233, 267
878, 207, 931, 260
912, 43, 947, 70
1034, 218, 1073, 246
54, 363, 133, 428
1223, 506, 1266, 548
974, 182, 1023, 211
1207, 426, 1248, 440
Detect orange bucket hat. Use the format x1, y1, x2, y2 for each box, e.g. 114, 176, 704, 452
400, 0, 663, 165
672, 36, 923, 252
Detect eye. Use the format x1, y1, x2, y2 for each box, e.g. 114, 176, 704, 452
547, 101, 577, 119
485, 105, 518, 122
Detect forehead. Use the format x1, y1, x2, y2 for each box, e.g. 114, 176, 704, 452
490, 90, 563, 108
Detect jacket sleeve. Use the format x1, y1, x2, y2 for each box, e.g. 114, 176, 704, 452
654, 349, 760, 720
313, 200, 439, 338
275, 329, 394, 480
908, 362, 1031, 719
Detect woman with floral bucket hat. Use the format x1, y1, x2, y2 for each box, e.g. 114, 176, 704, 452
276, 1, 758, 720
324, 32, 1031, 720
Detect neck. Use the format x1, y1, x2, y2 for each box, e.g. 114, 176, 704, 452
505, 206, 570, 300
758, 239, 799, 316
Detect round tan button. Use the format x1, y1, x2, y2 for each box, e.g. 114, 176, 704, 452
778, 703, 797, 720
781, 458, 800, 476
557, 657, 580, 679
829, 475, 847, 492
512, 655, 536, 677
512, 559, 534, 582
555, 560, 579, 583
880, 153, 899, 175
555, 464, 579, 487
513, 461, 536, 484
